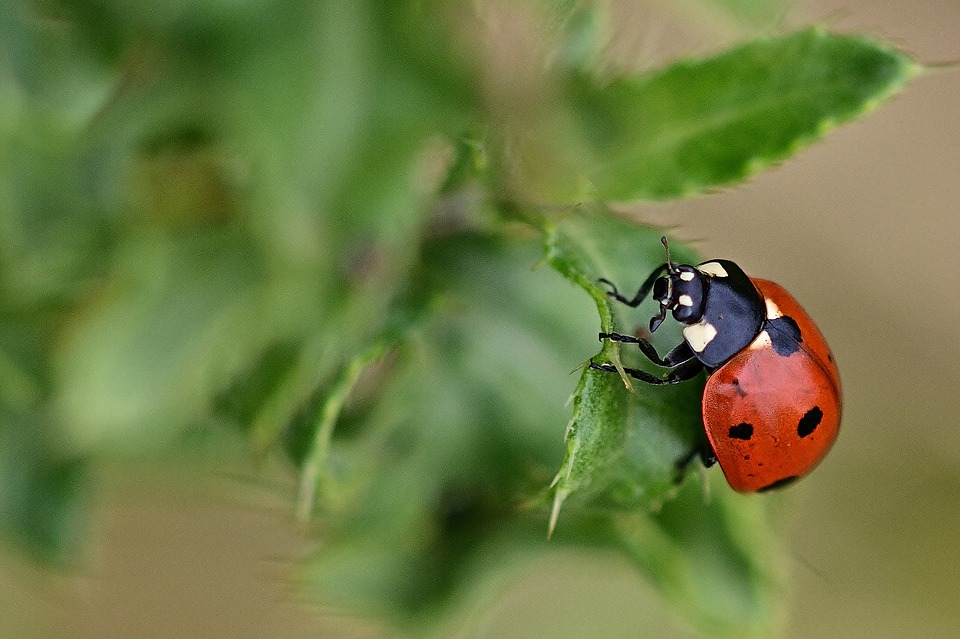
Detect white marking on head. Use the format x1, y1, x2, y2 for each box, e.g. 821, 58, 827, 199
678, 294, 693, 307
765, 298, 783, 319
750, 330, 772, 350
683, 322, 717, 353
679, 271, 695, 281
698, 262, 728, 278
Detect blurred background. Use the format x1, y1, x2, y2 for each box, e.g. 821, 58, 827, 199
2, 0, 959, 637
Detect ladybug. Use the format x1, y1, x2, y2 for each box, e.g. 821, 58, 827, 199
590, 237, 841, 492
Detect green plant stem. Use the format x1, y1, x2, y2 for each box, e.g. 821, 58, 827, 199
295, 339, 392, 522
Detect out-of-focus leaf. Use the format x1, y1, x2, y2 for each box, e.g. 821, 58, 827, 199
299, 230, 598, 627
0, 316, 88, 565
568, 28, 919, 201
218, 0, 474, 226
437, 131, 489, 195
0, 412, 88, 566
693, 0, 786, 26
542, 0, 607, 70
0, 2, 115, 127
0, 123, 115, 309
54, 227, 269, 454
615, 478, 788, 638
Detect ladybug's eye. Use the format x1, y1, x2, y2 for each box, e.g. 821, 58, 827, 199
653, 277, 670, 304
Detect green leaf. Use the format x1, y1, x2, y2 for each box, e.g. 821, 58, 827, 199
692, 0, 787, 26
542, 0, 608, 71
0, 413, 88, 566
54, 227, 269, 454
298, 230, 599, 627
570, 27, 920, 200
615, 478, 788, 638
0, 1, 115, 128
543, 208, 704, 528
295, 335, 397, 522
0, 316, 88, 566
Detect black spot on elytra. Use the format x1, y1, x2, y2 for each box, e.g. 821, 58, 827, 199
730, 378, 748, 397
758, 475, 799, 492
767, 315, 802, 357
827, 352, 835, 363
728, 422, 754, 440
797, 406, 823, 438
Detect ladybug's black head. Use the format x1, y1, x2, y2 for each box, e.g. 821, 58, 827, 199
649, 238, 706, 332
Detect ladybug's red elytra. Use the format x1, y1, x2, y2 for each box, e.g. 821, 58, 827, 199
590, 237, 841, 493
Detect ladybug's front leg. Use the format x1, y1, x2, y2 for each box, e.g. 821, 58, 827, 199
588, 357, 703, 385
598, 333, 695, 367
598, 264, 667, 308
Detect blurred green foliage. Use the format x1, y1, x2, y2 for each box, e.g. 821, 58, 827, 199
0, 0, 916, 635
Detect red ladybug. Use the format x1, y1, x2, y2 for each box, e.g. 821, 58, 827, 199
590, 237, 841, 492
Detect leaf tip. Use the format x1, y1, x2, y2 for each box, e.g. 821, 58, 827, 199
548, 433, 581, 537
815, 117, 838, 137
917, 58, 960, 76
607, 348, 635, 393
547, 488, 566, 539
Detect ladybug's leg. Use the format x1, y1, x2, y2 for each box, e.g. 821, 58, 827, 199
660, 342, 696, 366
588, 362, 661, 384
598, 333, 695, 367
673, 440, 718, 483
588, 357, 702, 385
598, 264, 667, 308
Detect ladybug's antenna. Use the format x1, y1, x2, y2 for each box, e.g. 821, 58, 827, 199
661, 236, 675, 302
661, 236, 675, 273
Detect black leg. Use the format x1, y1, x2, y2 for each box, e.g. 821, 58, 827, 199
674, 442, 717, 473
674, 448, 698, 478
672, 440, 718, 485
589, 357, 703, 385
598, 333, 695, 368
598, 264, 667, 308
588, 362, 661, 384
661, 342, 696, 367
